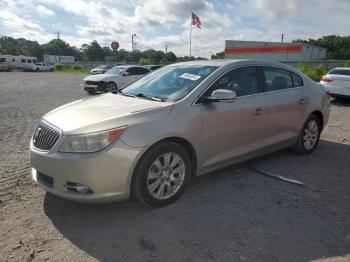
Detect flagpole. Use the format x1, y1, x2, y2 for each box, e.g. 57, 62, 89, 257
189, 10, 192, 59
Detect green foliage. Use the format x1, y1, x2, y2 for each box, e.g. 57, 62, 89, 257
1, 35, 207, 63
53, 63, 63, 71
71, 64, 83, 70
139, 58, 151, 65
294, 35, 350, 60
337, 60, 350, 67
211, 51, 225, 59
297, 63, 328, 81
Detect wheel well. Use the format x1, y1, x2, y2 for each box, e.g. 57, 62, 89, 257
153, 137, 198, 177
310, 110, 324, 129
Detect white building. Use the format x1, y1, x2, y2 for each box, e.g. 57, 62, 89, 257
225, 40, 326, 62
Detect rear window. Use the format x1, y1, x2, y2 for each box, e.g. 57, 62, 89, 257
0, 58, 6, 63
329, 69, 350, 76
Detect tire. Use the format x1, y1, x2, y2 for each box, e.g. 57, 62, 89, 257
105, 82, 117, 93
291, 114, 321, 155
35, 68, 40, 72
50, 68, 54, 72
132, 142, 191, 207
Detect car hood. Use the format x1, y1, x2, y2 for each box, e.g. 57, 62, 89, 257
43, 93, 174, 134
84, 74, 117, 81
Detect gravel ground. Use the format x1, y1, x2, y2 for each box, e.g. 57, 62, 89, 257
0, 72, 349, 262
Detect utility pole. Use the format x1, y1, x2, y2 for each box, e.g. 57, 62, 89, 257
56, 31, 61, 40
281, 33, 284, 43
131, 34, 136, 53
165, 44, 168, 53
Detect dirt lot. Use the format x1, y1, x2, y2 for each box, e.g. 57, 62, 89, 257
0, 72, 349, 262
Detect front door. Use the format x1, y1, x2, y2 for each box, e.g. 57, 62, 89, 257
199, 66, 267, 169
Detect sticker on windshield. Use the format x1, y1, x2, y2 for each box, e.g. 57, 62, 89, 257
179, 73, 201, 81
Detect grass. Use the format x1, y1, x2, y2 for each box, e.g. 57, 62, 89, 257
59, 68, 90, 74
297, 63, 328, 81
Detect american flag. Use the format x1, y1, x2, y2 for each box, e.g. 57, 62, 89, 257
192, 12, 201, 29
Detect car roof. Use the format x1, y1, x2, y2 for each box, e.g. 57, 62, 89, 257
329, 67, 350, 71
168, 59, 292, 68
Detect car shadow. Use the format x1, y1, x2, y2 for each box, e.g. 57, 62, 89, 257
331, 97, 350, 107
44, 139, 350, 262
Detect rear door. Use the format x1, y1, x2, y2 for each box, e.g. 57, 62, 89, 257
199, 66, 267, 169
261, 66, 307, 147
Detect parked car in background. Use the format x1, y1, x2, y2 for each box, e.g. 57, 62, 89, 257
144, 65, 162, 71
90, 64, 112, 75
6, 55, 38, 71
31, 60, 330, 207
0, 57, 11, 71
321, 67, 350, 98
82, 65, 151, 94
32, 63, 54, 72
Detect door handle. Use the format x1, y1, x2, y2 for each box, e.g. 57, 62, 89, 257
298, 98, 305, 105
253, 108, 263, 116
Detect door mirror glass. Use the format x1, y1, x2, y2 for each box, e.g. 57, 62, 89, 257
122, 71, 129, 76
211, 89, 236, 102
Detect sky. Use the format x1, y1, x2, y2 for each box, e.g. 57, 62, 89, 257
0, 0, 350, 58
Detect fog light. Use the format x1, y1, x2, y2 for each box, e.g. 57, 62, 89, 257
65, 182, 93, 194
76, 184, 90, 193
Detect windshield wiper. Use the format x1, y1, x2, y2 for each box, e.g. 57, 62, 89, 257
135, 93, 164, 102
119, 92, 136, 98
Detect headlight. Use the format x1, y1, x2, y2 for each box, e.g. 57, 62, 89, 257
59, 127, 125, 153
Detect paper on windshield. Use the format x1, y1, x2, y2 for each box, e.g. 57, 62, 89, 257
179, 73, 201, 81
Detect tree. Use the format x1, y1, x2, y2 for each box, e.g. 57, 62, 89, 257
211, 51, 225, 59
293, 35, 350, 60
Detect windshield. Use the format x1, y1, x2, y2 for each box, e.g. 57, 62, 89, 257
121, 65, 218, 102
96, 65, 106, 69
105, 66, 125, 75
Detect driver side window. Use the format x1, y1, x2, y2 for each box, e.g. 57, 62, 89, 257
205, 66, 259, 97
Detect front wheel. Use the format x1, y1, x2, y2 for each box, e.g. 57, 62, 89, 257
291, 115, 321, 154
132, 142, 191, 207
105, 82, 117, 93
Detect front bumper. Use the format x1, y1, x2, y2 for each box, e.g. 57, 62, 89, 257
30, 139, 144, 203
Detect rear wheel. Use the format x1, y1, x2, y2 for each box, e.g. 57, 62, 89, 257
35, 68, 40, 72
132, 142, 191, 207
291, 115, 321, 154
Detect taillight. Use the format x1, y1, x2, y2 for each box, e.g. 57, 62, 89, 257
321, 76, 333, 83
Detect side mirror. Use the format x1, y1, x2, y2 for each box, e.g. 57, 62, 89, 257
122, 71, 130, 76
199, 89, 236, 103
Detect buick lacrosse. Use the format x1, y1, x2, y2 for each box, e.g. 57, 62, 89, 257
30, 60, 330, 207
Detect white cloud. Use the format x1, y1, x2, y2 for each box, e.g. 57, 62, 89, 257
1, 0, 350, 58
35, 4, 55, 16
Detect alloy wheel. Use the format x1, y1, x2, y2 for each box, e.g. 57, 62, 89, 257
146, 152, 186, 200
303, 119, 319, 150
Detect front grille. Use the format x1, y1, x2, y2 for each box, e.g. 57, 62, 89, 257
33, 122, 61, 151
85, 81, 98, 85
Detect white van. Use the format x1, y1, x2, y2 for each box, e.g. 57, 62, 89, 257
0, 56, 11, 71
6, 55, 38, 71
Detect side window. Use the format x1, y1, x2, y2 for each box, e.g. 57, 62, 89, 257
292, 73, 303, 87
0, 58, 6, 63
205, 67, 259, 97
136, 67, 150, 75
263, 67, 293, 91
27, 59, 32, 63
126, 67, 137, 75
21, 59, 26, 63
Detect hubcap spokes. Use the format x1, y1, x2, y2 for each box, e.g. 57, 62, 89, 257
303, 119, 319, 150
147, 152, 185, 200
